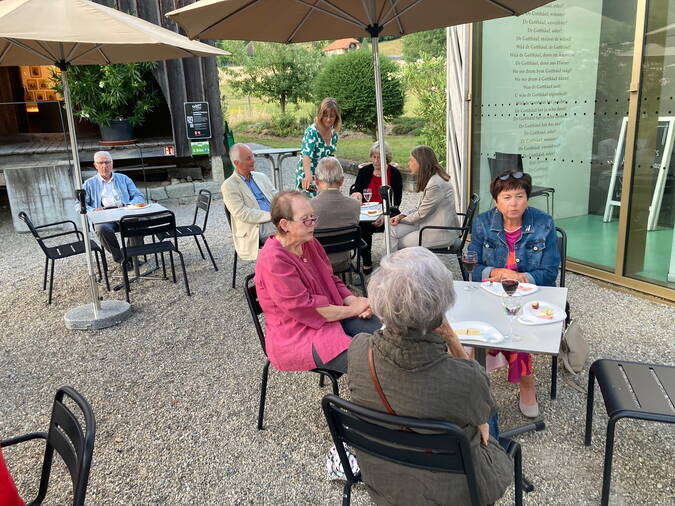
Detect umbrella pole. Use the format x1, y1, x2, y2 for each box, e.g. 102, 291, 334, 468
370, 35, 392, 256
61, 68, 101, 318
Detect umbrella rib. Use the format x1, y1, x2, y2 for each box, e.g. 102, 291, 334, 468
0, 41, 12, 66
97, 47, 111, 65
35, 40, 60, 63
70, 44, 104, 64
382, 0, 404, 35
5, 38, 54, 64
196, 0, 262, 40
64, 42, 81, 63
486, 0, 517, 15
381, 0, 423, 28
286, 0, 320, 43
294, 0, 366, 29
360, 0, 374, 25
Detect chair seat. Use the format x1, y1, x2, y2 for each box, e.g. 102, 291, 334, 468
156, 225, 203, 240
45, 239, 101, 260
126, 240, 175, 258
427, 236, 463, 255
592, 359, 675, 422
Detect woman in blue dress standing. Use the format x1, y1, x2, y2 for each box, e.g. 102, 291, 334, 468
295, 98, 341, 197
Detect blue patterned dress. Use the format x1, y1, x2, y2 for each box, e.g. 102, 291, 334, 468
295, 124, 338, 197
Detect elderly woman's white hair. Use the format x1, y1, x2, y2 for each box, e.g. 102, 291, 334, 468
367, 247, 455, 335
315, 156, 344, 186
369, 141, 392, 164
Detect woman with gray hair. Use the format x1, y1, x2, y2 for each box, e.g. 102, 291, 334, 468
348, 247, 512, 505
349, 141, 403, 273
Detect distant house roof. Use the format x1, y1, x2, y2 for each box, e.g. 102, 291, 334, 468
323, 38, 361, 53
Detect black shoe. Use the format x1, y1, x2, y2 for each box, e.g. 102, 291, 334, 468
363, 265, 374, 275
122, 259, 134, 272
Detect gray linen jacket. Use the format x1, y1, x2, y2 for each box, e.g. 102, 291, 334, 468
311, 188, 360, 272
348, 329, 513, 506
402, 173, 459, 247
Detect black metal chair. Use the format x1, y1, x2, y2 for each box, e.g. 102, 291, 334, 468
322, 394, 524, 506
18, 211, 110, 304
584, 359, 675, 506
155, 189, 217, 271
223, 204, 239, 289
0, 386, 96, 506
549, 226, 568, 400
119, 210, 190, 303
314, 225, 367, 296
489, 153, 555, 215
244, 273, 341, 430
419, 193, 480, 281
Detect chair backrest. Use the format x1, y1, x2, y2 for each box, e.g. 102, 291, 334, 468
556, 226, 567, 288
494, 152, 524, 171
223, 203, 233, 228
244, 273, 268, 356
37, 386, 96, 506
193, 189, 212, 230
120, 210, 176, 242
456, 193, 480, 252
321, 394, 481, 506
17, 211, 40, 238
314, 225, 362, 256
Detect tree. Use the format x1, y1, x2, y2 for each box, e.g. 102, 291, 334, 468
314, 50, 404, 136
402, 28, 446, 62
218, 41, 323, 114
401, 55, 446, 163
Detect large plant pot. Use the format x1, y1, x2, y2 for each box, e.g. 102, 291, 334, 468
99, 119, 137, 145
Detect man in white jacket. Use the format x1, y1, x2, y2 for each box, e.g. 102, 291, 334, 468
221, 143, 277, 261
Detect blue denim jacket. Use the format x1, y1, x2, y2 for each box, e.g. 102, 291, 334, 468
468, 206, 560, 286
82, 172, 145, 211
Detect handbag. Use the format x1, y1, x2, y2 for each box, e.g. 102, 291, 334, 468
559, 319, 589, 375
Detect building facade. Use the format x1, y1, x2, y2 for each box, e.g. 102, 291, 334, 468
470, 0, 675, 301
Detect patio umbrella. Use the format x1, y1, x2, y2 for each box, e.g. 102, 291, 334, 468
0, 0, 225, 327
167, 0, 553, 255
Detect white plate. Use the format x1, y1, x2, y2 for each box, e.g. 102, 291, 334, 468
451, 321, 505, 345
518, 300, 566, 325
481, 281, 539, 297
361, 201, 380, 209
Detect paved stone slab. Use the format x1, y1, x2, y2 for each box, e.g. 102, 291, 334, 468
149, 186, 169, 201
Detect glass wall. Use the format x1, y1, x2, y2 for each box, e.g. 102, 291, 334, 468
624, 0, 675, 289
473, 0, 637, 271
472, 0, 674, 296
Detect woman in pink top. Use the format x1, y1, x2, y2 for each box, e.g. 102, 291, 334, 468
255, 190, 381, 373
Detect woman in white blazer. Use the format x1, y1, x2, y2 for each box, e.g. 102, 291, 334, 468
390, 146, 459, 250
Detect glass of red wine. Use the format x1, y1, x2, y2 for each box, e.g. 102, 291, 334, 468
461, 250, 478, 289
501, 277, 521, 341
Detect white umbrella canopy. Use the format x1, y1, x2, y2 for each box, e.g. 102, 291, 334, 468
168, 0, 552, 255
166, 0, 552, 43
0, 0, 225, 326
0, 0, 225, 65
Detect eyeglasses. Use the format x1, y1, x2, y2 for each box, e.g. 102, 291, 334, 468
292, 215, 318, 227
497, 171, 524, 181
95, 160, 113, 166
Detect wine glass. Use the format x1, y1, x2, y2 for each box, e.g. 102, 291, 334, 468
501, 276, 522, 341
363, 188, 372, 203
461, 250, 478, 290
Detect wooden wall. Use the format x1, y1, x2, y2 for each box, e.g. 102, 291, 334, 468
94, 0, 225, 158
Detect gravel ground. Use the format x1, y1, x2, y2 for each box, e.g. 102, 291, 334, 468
1, 147, 674, 505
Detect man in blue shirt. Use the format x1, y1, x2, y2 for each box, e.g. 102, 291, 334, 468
221, 143, 277, 261
83, 151, 145, 266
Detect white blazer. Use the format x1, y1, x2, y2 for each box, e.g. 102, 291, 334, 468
221, 171, 277, 261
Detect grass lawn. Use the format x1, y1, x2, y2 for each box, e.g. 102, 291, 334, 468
378, 38, 403, 56
235, 133, 420, 165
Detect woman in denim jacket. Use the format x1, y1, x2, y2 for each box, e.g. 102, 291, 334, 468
468, 170, 560, 418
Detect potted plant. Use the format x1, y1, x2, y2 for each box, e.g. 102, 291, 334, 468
54, 62, 160, 144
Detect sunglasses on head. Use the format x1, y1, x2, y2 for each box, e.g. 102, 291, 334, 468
497, 171, 524, 181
